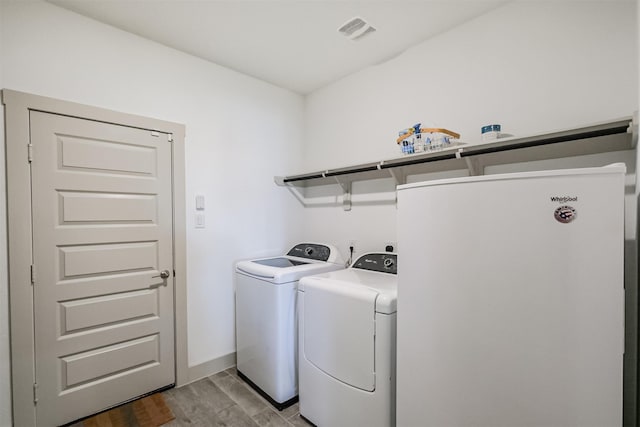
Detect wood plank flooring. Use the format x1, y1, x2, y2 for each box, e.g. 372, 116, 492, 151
162, 367, 312, 427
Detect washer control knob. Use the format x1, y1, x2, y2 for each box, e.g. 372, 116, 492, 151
383, 258, 394, 269
305, 247, 314, 256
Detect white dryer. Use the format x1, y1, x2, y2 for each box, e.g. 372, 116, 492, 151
298, 252, 398, 427
235, 243, 344, 410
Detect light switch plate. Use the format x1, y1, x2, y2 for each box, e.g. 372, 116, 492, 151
196, 194, 205, 210
195, 213, 205, 228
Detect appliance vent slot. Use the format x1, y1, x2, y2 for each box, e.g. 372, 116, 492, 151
338, 16, 376, 40
353, 26, 376, 40
338, 17, 366, 35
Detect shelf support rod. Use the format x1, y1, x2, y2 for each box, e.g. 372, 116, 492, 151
334, 177, 352, 211
465, 156, 484, 176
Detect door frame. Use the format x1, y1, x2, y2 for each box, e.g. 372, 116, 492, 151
2, 89, 189, 426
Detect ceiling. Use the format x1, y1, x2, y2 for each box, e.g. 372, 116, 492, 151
48, 0, 510, 94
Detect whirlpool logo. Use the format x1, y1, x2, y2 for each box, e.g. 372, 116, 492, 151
550, 196, 578, 203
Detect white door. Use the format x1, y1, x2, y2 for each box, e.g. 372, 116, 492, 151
30, 111, 175, 426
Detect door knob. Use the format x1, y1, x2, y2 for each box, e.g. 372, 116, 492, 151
153, 269, 171, 279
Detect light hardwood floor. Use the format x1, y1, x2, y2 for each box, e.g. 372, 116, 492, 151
163, 367, 312, 427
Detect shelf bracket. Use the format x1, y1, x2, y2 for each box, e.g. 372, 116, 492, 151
334, 177, 352, 211
284, 183, 307, 207
465, 156, 484, 176
389, 168, 406, 186
275, 176, 311, 207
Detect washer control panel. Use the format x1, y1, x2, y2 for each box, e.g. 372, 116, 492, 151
352, 253, 397, 275
287, 243, 331, 261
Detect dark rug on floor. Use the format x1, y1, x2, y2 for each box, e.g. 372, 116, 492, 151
78, 393, 175, 427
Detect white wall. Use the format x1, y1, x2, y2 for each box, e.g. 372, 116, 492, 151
0, 1, 305, 423
301, 0, 638, 257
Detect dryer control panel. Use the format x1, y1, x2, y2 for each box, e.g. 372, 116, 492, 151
287, 243, 332, 261
353, 253, 397, 275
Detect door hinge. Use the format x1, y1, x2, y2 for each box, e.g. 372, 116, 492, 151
168, 134, 174, 142
30, 264, 35, 285
27, 143, 33, 163
33, 382, 38, 404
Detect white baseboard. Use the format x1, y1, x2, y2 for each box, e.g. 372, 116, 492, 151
186, 352, 236, 385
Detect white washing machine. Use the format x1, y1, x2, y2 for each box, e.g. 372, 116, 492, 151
235, 243, 344, 410
298, 252, 398, 427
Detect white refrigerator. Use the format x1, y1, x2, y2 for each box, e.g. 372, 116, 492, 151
396, 165, 625, 427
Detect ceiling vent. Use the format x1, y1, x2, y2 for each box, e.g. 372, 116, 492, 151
338, 16, 376, 41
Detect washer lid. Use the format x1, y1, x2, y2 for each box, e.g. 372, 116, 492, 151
235, 243, 344, 284
252, 257, 309, 268
236, 256, 343, 284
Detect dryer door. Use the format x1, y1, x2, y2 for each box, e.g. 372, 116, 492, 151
303, 279, 378, 391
